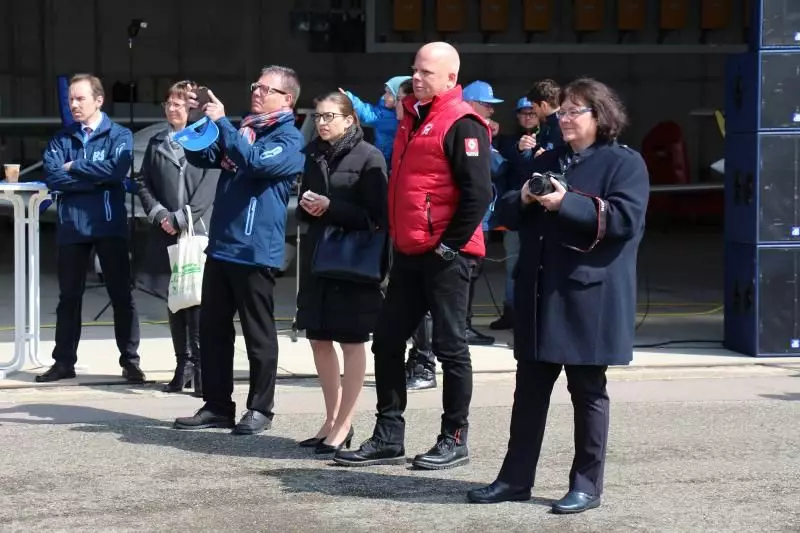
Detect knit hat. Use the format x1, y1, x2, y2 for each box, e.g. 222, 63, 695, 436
385, 76, 412, 97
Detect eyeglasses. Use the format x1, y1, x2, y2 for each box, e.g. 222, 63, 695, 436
311, 112, 350, 124
556, 107, 592, 120
161, 101, 186, 110
250, 82, 288, 96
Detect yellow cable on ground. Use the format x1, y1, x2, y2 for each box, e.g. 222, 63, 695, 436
0, 304, 724, 332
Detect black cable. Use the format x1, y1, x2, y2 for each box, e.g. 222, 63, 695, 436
632, 231, 722, 349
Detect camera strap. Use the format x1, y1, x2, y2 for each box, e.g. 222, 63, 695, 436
562, 190, 607, 253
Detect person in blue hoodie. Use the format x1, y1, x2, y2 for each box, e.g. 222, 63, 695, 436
38, 73, 143, 384
340, 75, 411, 170
173, 66, 305, 436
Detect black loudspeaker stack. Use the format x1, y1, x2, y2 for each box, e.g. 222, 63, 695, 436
723, 0, 800, 356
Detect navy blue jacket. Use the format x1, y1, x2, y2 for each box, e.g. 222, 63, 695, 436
184, 114, 305, 269
495, 141, 649, 366
494, 131, 537, 195
43, 113, 132, 245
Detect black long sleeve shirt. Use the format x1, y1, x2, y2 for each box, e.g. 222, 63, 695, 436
414, 104, 493, 251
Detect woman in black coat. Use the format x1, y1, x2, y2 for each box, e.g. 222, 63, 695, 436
467, 78, 650, 514
135, 80, 220, 395
295, 91, 388, 454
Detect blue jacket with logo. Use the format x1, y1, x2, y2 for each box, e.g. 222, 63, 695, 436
184, 114, 305, 269
344, 92, 398, 170
42, 113, 132, 245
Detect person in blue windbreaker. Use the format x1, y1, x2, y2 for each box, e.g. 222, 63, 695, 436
38, 73, 144, 384
172, 66, 306, 436
340, 75, 411, 170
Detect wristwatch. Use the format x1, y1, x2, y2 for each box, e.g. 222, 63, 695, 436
434, 243, 457, 261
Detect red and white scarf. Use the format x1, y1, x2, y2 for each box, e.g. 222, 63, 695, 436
220, 109, 294, 171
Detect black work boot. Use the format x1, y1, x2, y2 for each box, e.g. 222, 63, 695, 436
489, 305, 514, 330
412, 429, 469, 470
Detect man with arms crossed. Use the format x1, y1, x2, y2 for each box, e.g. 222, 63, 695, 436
334, 42, 493, 470
39, 73, 143, 383
173, 66, 305, 435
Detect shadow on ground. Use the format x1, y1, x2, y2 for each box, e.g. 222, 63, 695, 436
261, 466, 556, 506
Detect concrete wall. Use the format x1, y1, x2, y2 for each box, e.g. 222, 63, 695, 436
0, 0, 745, 180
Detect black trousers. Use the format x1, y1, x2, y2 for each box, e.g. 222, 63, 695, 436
200, 257, 279, 419
408, 311, 433, 366
168, 305, 200, 363
466, 257, 483, 326
498, 361, 610, 496
52, 238, 140, 366
372, 252, 474, 445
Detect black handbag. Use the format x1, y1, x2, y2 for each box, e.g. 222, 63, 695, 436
312, 224, 388, 284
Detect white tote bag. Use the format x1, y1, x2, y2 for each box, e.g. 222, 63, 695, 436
167, 207, 209, 313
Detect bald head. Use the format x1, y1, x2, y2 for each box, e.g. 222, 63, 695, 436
411, 41, 461, 103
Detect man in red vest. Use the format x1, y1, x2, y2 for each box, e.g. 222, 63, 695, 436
334, 42, 493, 470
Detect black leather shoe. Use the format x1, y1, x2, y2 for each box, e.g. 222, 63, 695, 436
411, 434, 469, 470
35, 364, 76, 383
333, 436, 406, 467
173, 407, 235, 430
466, 326, 495, 346
467, 480, 531, 504
551, 491, 601, 514
315, 427, 354, 454
121, 361, 146, 383
489, 307, 514, 330
231, 409, 271, 435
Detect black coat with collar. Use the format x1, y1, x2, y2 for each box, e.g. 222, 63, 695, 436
495, 141, 649, 366
295, 134, 389, 337
134, 126, 221, 297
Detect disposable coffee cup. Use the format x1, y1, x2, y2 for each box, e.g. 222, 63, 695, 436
4, 164, 20, 183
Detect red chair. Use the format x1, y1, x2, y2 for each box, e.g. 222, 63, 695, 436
641, 121, 690, 220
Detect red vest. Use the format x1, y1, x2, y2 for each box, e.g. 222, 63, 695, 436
389, 86, 490, 257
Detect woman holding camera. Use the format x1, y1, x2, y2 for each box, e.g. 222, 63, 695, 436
467, 78, 649, 514
295, 92, 388, 454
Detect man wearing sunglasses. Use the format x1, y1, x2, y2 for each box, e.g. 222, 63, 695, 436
173, 66, 305, 436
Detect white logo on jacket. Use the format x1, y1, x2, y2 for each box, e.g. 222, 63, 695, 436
261, 146, 283, 159
421, 124, 433, 135
92, 150, 106, 161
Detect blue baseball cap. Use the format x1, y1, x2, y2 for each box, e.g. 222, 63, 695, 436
516, 97, 533, 110
462, 81, 503, 104
173, 117, 219, 152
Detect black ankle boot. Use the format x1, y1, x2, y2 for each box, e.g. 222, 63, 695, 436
163, 356, 193, 393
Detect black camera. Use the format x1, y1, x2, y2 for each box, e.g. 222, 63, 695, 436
527, 171, 567, 196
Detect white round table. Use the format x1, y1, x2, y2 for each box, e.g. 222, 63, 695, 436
0, 181, 51, 378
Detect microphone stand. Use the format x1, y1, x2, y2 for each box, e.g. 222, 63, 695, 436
93, 19, 163, 320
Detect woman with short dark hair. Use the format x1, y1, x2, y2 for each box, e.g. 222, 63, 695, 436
136, 80, 221, 394
467, 78, 649, 514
